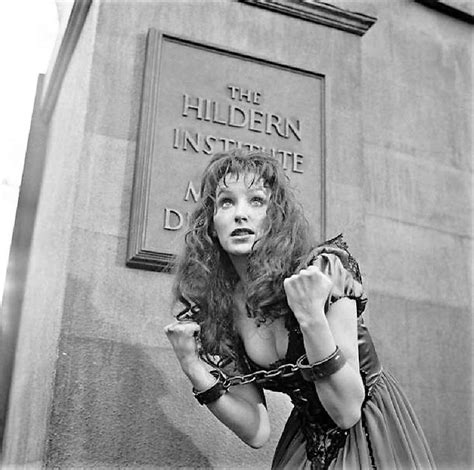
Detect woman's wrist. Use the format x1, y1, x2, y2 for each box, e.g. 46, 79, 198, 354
180, 356, 219, 391
297, 313, 338, 364
179, 354, 205, 375
295, 308, 327, 331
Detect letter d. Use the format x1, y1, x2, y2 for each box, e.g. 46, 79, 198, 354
164, 208, 184, 231
228, 105, 248, 128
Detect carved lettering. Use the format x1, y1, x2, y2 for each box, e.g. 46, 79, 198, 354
281, 150, 292, 170
219, 137, 236, 151
227, 85, 262, 105
292, 153, 304, 173
184, 181, 200, 202
164, 208, 184, 231
239, 88, 252, 103
156, 61, 320, 246
204, 98, 212, 121
286, 118, 301, 141
171, 127, 305, 174
183, 130, 199, 152
203, 134, 217, 155
182, 94, 204, 119
249, 109, 264, 133
212, 101, 227, 125
173, 128, 180, 149
227, 85, 239, 100
266, 113, 285, 138
228, 105, 248, 128
182, 93, 301, 141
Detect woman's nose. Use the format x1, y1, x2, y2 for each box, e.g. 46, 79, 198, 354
235, 214, 248, 222
234, 201, 249, 222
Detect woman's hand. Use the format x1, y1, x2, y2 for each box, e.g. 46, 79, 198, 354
164, 320, 201, 373
283, 265, 333, 327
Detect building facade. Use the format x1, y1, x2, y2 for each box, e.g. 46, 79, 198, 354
1, 0, 472, 468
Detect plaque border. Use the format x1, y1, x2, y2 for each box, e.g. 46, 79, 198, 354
127, 29, 327, 272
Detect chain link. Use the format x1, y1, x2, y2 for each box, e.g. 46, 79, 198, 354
222, 361, 302, 389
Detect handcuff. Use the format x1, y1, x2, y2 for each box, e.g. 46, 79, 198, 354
176, 304, 201, 322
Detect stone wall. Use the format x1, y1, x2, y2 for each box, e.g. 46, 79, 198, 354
358, 1, 471, 468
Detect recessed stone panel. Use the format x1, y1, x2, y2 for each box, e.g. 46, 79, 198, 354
127, 29, 326, 271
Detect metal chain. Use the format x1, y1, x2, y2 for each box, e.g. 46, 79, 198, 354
221, 361, 302, 389
176, 304, 304, 389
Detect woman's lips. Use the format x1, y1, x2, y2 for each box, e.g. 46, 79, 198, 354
231, 228, 254, 237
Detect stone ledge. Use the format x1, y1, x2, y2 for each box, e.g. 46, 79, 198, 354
239, 0, 377, 35
415, 0, 474, 24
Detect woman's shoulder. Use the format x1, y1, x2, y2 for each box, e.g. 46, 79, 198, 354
302, 233, 362, 281
305, 234, 367, 316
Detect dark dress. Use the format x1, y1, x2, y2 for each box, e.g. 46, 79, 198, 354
233, 236, 436, 470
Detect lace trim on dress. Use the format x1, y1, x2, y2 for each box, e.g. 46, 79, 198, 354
289, 387, 348, 470
320, 233, 363, 283
307, 234, 367, 316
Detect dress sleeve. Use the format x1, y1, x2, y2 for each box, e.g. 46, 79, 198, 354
305, 234, 367, 316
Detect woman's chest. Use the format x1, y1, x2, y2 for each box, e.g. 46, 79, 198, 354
233, 297, 289, 368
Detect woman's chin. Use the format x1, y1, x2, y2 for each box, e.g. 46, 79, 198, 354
228, 249, 251, 258
227, 245, 253, 259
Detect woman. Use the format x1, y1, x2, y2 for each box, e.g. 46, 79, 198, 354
164, 150, 435, 469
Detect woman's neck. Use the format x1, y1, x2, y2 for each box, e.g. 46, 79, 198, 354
229, 254, 249, 286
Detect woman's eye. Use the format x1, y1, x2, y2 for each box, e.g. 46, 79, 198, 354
219, 198, 233, 208
251, 197, 265, 206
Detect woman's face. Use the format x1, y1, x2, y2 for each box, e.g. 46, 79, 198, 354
212, 172, 270, 260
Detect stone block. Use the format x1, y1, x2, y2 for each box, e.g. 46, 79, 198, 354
368, 293, 470, 394
47, 336, 213, 467
86, 31, 145, 141
62, 230, 172, 348
365, 142, 471, 236
47, 335, 288, 468
361, 4, 472, 173
72, 134, 136, 239
327, 110, 363, 187
365, 215, 470, 308
368, 291, 471, 467
87, 0, 364, 147
326, 183, 366, 251
411, 387, 472, 469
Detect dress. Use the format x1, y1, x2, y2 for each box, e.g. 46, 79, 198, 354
231, 235, 436, 470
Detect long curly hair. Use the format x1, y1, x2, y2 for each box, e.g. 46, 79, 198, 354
173, 149, 314, 368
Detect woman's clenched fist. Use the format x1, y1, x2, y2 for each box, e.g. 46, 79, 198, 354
164, 320, 201, 366
283, 265, 333, 327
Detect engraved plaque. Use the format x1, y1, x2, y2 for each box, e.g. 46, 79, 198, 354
127, 29, 325, 271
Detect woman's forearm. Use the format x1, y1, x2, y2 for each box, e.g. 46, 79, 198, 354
207, 389, 270, 448
299, 313, 365, 430
181, 358, 271, 448
283, 263, 365, 429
